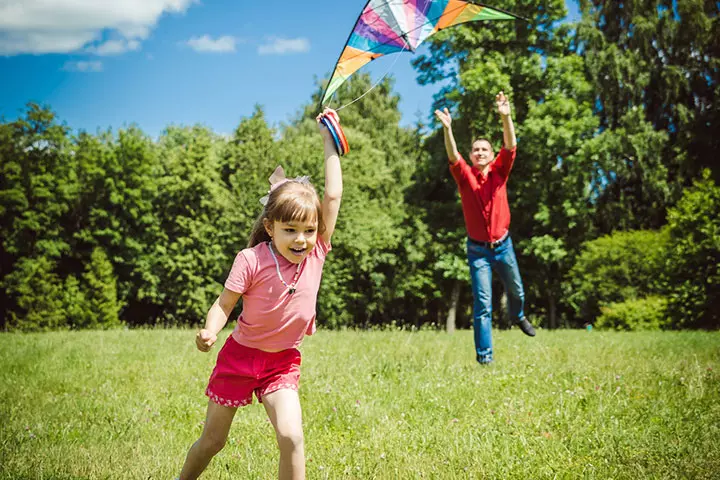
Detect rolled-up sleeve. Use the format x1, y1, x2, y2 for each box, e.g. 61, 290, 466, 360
449, 155, 472, 187
492, 146, 517, 179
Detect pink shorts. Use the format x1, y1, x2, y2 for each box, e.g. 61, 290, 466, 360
205, 336, 301, 408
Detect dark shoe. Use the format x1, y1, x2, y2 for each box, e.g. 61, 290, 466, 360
517, 318, 536, 337
476, 354, 493, 365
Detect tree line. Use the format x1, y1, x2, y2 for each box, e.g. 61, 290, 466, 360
1, 0, 718, 331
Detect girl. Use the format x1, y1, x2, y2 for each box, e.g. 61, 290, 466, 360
178, 109, 343, 480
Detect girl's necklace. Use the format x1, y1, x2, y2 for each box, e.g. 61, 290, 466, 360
267, 241, 304, 294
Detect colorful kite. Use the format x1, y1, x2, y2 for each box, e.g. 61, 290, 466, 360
320, 0, 526, 107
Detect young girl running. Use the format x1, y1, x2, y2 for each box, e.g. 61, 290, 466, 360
178, 109, 343, 480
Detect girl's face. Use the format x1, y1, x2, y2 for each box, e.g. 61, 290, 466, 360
264, 218, 318, 264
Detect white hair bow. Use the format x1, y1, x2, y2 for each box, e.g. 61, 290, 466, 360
259, 166, 311, 205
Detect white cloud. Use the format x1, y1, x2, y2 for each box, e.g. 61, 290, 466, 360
86, 39, 141, 56
257, 37, 310, 55
186, 35, 237, 53
62, 60, 103, 72
0, 0, 197, 56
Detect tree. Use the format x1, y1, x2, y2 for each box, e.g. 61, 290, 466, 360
513, 54, 599, 327
147, 125, 238, 325
663, 171, 720, 329
565, 229, 669, 325
220, 105, 278, 241
0, 104, 77, 329
2, 256, 67, 331
577, 0, 720, 183
77, 247, 121, 329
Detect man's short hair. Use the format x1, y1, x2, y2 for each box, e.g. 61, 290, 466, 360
471, 138, 494, 150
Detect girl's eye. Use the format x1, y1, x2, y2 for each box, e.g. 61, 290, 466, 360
284, 228, 295, 233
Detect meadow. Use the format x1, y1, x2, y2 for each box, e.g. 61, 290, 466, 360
1, 328, 718, 479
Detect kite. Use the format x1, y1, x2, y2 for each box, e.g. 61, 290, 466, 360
319, 0, 526, 108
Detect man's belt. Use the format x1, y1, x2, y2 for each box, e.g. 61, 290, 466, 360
468, 231, 509, 250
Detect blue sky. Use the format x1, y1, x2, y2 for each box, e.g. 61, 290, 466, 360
0, 1, 581, 138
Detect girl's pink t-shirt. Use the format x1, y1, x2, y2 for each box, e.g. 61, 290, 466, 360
224, 237, 331, 352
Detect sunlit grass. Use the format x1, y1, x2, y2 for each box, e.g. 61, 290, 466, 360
1, 329, 718, 479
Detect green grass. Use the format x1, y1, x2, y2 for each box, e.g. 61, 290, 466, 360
1, 329, 719, 479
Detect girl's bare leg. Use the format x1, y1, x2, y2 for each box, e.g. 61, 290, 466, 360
263, 389, 305, 480
179, 400, 237, 480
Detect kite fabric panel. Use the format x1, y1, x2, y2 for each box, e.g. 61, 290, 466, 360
320, 0, 523, 106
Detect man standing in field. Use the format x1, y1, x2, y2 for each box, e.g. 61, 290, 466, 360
435, 91, 536, 365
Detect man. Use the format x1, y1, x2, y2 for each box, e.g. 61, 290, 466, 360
435, 91, 535, 365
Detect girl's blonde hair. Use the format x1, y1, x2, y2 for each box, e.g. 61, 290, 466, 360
247, 181, 325, 248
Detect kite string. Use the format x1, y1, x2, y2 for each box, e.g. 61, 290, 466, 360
334, 43, 408, 112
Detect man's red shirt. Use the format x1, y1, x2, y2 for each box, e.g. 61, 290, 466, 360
449, 146, 516, 243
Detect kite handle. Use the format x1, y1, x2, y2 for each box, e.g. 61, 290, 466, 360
320, 112, 349, 156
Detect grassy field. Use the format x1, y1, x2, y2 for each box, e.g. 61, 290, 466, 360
1, 328, 719, 479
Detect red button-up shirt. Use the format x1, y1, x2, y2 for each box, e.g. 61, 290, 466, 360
449, 146, 516, 243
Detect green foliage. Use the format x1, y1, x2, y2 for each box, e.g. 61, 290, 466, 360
566, 229, 669, 324
2, 0, 718, 331
1, 256, 66, 331
577, 0, 720, 182
596, 296, 669, 331
221, 105, 277, 238
579, 107, 671, 232
147, 125, 238, 325
0, 105, 77, 330
663, 171, 720, 329
78, 248, 122, 329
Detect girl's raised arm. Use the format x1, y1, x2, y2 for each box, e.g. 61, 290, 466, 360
317, 109, 343, 244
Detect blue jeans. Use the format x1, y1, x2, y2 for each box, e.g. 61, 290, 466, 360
466, 235, 525, 363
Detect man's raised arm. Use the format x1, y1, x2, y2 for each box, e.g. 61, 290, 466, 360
435, 107, 460, 164
496, 91, 516, 149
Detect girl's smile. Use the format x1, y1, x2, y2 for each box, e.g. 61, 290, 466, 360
265, 219, 318, 264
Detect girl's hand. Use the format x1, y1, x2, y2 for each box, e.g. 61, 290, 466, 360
316, 108, 336, 143
434, 107, 452, 129
196, 329, 217, 352
496, 91, 511, 117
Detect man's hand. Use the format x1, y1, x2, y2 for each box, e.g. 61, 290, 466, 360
195, 329, 217, 352
496, 91, 511, 117
434, 107, 452, 130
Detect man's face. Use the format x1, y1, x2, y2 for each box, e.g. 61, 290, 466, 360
469, 140, 494, 169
